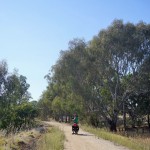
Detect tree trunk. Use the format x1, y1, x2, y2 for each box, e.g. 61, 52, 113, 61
123, 112, 126, 129
148, 114, 150, 128
129, 112, 136, 128
123, 101, 126, 129
108, 120, 117, 132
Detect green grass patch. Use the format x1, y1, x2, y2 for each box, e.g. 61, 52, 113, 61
37, 126, 65, 150
82, 125, 150, 150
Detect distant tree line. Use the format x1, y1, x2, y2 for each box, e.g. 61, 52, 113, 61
0, 60, 38, 135
38, 19, 150, 132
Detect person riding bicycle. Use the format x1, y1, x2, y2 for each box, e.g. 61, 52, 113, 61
72, 113, 79, 134
73, 113, 78, 124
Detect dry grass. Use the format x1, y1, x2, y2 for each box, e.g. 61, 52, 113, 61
82, 125, 150, 150
37, 126, 65, 150
0, 123, 52, 150
132, 135, 150, 150
0, 137, 6, 150
1, 130, 40, 150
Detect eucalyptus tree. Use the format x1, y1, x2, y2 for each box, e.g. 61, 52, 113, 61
87, 20, 150, 131
135, 56, 150, 127
44, 20, 150, 131
0, 60, 37, 133
0, 60, 8, 120
47, 39, 87, 118
38, 87, 53, 120
122, 44, 150, 127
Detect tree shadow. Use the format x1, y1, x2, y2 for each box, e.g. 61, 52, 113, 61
77, 133, 94, 136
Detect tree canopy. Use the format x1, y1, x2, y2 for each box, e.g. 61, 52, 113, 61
38, 20, 150, 131
0, 60, 38, 134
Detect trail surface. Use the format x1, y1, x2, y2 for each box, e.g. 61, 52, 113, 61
45, 121, 129, 150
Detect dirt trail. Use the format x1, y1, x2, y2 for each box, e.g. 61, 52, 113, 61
45, 121, 129, 150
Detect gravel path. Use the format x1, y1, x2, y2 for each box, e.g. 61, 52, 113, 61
45, 121, 130, 150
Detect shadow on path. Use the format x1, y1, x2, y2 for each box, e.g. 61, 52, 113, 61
76, 133, 94, 136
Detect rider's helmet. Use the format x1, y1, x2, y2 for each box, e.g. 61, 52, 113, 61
74, 113, 78, 117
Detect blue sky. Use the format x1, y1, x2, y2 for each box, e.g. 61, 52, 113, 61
0, 0, 150, 100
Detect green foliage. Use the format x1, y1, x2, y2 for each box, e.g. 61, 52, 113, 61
37, 89, 53, 120
0, 60, 38, 134
52, 96, 62, 114
38, 19, 150, 131
0, 102, 38, 134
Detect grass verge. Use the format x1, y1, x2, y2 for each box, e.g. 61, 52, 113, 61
0, 137, 6, 150
82, 125, 150, 150
37, 126, 65, 150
